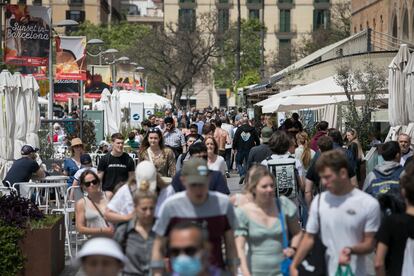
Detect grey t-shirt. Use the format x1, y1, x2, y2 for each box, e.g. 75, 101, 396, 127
306, 189, 380, 276
154, 191, 237, 268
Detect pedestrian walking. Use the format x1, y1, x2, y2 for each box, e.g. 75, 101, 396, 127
151, 158, 238, 274
290, 150, 381, 276
235, 165, 302, 276
233, 118, 260, 177
139, 128, 176, 177
375, 164, 414, 276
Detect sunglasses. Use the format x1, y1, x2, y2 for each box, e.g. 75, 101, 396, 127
169, 246, 199, 257
83, 179, 99, 187
148, 128, 161, 133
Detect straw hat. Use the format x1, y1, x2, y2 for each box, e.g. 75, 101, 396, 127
71, 138, 83, 147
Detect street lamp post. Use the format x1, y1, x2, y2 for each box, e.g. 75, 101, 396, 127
86, 38, 105, 65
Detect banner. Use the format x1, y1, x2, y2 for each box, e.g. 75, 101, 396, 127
130, 102, 144, 127
115, 63, 135, 90
5, 5, 51, 66
54, 80, 79, 101
86, 65, 111, 98
55, 36, 87, 80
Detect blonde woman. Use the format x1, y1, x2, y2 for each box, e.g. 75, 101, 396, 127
235, 165, 302, 276
295, 132, 316, 173
114, 185, 157, 275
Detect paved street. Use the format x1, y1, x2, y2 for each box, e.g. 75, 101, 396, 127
60, 173, 242, 276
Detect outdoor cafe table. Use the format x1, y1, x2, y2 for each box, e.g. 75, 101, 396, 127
23, 181, 68, 213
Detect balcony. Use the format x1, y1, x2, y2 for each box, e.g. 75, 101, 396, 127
68, 0, 84, 5
216, 0, 232, 9
314, 0, 330, 10
274, 23, 297, 39
126, 8, 164, 23
277, 0, 294, 10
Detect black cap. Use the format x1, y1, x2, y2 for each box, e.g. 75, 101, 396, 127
21, 145, 39, 155
80, 154, 92, 165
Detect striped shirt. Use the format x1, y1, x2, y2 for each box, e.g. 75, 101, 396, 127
164, 128, 185, 148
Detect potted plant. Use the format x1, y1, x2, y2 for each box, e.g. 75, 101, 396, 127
0, 192, 65, 276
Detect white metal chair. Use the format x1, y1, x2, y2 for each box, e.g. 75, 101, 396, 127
0, 186, 17, 196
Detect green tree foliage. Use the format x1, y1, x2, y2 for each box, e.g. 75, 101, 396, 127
335, 61, 387, 149
214, 19, 264, 90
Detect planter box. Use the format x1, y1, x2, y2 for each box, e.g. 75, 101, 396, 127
20, 215, 65, 276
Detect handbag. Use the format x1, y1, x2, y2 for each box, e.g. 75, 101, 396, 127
276, 198, 292, 276
334, 265, 355, 276
298, 194, 327, 276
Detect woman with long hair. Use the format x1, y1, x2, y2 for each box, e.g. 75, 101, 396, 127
113, 185, 157, 276
205, 136, 227, 177
229, 164, 260, 207
346, 128, 364, 185
138, 128, 175, 177
295, 131, 316, 172
63, 138, 84, 187
235, 165, 303, 276
75, 170, 113, 237
105, 161, 174, 224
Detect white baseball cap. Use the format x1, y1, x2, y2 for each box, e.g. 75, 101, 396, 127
76, 237, 126, 264
135, 160, 157, 192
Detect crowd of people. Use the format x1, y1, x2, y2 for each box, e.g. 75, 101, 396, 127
2, 107, 414, 276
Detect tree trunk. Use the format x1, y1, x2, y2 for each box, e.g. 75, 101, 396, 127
173, 86, 184, 109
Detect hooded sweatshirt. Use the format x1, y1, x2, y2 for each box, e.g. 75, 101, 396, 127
233, 124, 260, 151
363, 161, 404, 192
310, 131, 327, 151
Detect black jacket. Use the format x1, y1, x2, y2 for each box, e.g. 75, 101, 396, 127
233, 124, 260, 151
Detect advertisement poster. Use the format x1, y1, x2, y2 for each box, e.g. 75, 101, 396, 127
54, 80, 79, 101
4, 5, 51, 66
86, 65, 111, 98
130, 102, 144, 127
55, 36, 87, 80
145, 108, 154, 118
116, 63, 134, 89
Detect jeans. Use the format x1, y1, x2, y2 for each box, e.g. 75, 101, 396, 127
224, 148, 232, 172
236, 149, 249, 176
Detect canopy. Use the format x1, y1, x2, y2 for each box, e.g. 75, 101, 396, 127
97, 88, 118, 137
404, 51, 414, 122
262, 94, 389, 113
117, 90, 171, 108
25, 75, 41, 148
0, 70, 17, 160
111, 89, 121, 131
388, 44, 410, 126
13, 72, 28, 159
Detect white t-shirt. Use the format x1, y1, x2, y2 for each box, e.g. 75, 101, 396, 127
208, 155, 227, 176
306, 189, 381, 276
107, 183, 175, 218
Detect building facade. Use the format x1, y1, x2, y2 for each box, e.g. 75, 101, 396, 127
121, 0, 164, 25
164, 0, 340, 108
10, 0, 122, 29
352, 0, 414, 47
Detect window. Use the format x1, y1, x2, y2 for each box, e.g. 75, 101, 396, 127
247, 0, 261, 3
179, 9, 196, 32
32, 0, 42, 5
218, 0, 229, 3
69, 0, 84, 4
66, 10, 85, 32
278, 0, 292, 3
121, 4, 140, 16
313, 9, 329, 30
279, 10, 291, 32
179, 0, 195, 3
314, 0, 329, 3
249, 9, 260, 20
218, 9, 229, 33
219, 94, 227, 107
18, 0, 26, 4
279, 39, 292, 65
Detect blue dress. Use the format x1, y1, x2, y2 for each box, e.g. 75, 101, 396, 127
63, 158, 81, 187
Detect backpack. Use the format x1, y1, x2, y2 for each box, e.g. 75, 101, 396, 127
266, 156, 299, 200
365, 166, 404, 197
